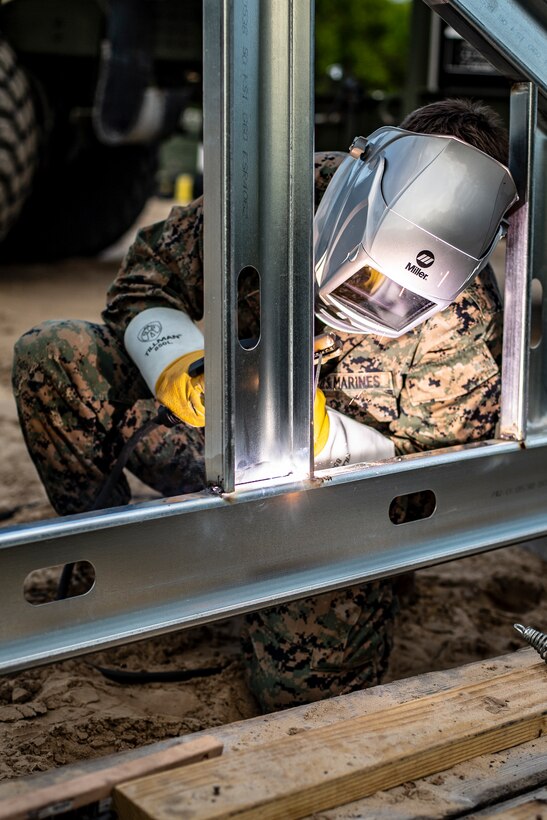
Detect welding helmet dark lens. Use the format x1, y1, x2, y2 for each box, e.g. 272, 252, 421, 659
329, 266, 436, 333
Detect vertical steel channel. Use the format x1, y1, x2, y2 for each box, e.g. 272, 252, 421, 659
500, 83, 537, 440
526, 100, 547, 435
202, 0, 314, 491
202, 0, 236, 490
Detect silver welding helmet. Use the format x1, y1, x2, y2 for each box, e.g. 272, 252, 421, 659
314, 126, 518, 337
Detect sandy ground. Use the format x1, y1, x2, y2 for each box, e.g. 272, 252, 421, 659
0, 202, 546, 783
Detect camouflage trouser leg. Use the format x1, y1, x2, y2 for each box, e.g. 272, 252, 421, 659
241, 580, 397, 712
12, 319, 206, 515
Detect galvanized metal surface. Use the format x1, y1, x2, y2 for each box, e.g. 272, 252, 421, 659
2, 437, 547, 674
203, 0, 314, 491
499, 84, 536, 440
501, 82, 547, 440
424, 0, 547, 97
526, 111, 547, 434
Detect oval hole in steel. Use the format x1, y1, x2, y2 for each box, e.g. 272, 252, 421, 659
23, 561, 95, 605
530, 278, 543, 350
389, 490, 436, 524
237, 265, 260, 349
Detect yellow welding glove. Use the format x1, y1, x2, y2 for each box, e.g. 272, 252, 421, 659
155, 350, 205, 427
314, 388, 330, 456
124, 307, 206, 427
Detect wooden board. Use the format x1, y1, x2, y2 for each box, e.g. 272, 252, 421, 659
0, 735, 222, 820
113, 660, 547, 820
0, 649, 534, 811
478, 801, 547, 819
316, 736, 547, 819
465, 785, 547, 819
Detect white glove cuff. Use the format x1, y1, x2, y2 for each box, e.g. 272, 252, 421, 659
315, 407, 395, 470
124, 307, 204, 394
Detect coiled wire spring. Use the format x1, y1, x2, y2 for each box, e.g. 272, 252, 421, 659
514, 623, 547, 661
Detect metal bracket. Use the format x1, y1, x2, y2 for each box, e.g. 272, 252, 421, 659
349, 136, 369, 159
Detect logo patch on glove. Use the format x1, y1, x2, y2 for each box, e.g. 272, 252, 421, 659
138, 321, 163, 342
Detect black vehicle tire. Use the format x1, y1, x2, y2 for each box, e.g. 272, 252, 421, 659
0, 34, 38, 242
1, 134, 158, 262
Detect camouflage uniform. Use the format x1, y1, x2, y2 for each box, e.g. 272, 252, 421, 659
12, 152, 502, 711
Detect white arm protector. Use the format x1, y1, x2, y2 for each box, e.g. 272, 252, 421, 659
314, 407, 395, 470
124, 307, 204, 394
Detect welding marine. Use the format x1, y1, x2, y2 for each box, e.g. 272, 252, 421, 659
125, 123, 516, 472
13, 98, 517, 711
310, 125, 517, 467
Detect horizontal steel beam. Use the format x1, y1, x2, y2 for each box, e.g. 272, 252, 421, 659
2, 437, 547, 673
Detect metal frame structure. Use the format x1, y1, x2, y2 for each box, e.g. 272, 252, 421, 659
0, 0, 545, 674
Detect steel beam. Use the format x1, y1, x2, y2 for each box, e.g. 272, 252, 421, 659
526, 104, 547, 434
500, 83, 536, 439
424, 0, 547, 98
2, 437, 547, 674
202, 0, 314, 491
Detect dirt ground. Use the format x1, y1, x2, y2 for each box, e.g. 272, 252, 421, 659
1, 200, 546, 783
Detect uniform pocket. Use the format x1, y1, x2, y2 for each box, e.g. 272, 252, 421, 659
404, 342, 499, 406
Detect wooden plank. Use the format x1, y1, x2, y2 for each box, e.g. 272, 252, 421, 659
0, 735, 222, 820
205, 650, 540, 757
316, 736, 547, 819
0, 649, 534, 811
113, 661, 547, 820
0, 650, 541, 820
465, 786, 547, 818
477, 801, 547, 819
495, 804, 547, 820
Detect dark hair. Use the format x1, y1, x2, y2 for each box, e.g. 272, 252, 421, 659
399, 98, 509, 165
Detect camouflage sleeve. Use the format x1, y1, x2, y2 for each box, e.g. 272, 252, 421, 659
102, 198, 206, 337
389, 272, 503, 455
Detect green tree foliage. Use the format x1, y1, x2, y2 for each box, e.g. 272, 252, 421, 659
315, 0, 412, 95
